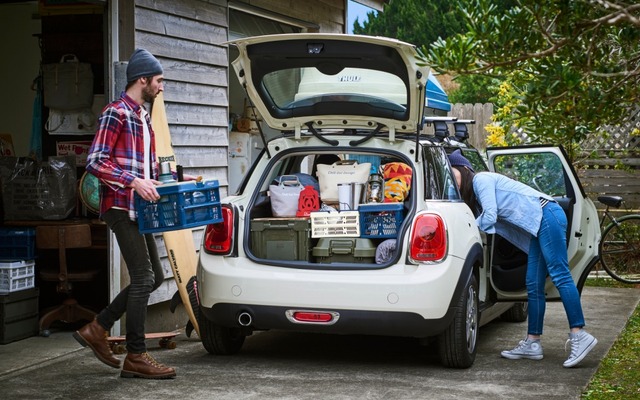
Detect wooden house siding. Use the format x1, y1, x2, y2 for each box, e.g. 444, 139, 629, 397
242, 0, 345, 32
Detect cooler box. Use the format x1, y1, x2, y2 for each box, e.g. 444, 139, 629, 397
250, 218, 311, 261
0, 287, 39, 344
312, 238, 376, 263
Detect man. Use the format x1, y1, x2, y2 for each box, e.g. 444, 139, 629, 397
75, 48, 176, 379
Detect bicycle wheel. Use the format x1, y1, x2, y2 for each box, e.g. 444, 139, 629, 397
599, 214, 640, 284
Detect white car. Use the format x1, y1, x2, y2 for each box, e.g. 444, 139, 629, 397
195, 33, 600, 368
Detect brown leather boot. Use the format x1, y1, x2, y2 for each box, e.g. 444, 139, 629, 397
73, 319, 121, 369
120, 352, 176, 379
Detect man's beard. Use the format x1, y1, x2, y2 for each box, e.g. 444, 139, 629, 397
142, 83, 156, 104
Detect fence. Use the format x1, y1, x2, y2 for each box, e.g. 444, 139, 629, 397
449, 103, 640, 211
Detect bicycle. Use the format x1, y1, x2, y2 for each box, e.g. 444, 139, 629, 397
597, 195, 640, 284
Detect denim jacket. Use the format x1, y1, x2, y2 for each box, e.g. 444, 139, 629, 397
473, 172, 555, 253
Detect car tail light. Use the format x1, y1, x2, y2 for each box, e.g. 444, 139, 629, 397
409, 213, 447, 262
203, 205, 234, 255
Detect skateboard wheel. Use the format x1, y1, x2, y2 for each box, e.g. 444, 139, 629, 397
158, 338, 177, 349
112, 344, 127, 354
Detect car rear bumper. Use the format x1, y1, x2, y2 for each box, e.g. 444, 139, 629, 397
200, 302, 453, 338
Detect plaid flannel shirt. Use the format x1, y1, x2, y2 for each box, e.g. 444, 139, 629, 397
86, 92, 158, 220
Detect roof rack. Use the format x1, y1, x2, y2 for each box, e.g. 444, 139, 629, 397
423, 116, 457, 142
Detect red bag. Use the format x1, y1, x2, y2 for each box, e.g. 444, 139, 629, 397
296, 186, 320, 217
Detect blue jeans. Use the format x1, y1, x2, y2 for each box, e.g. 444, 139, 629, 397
96, 209, 164, 353
527, 202, 585, 335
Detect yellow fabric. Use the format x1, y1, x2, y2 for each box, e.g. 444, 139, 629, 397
382, 162, 412, 202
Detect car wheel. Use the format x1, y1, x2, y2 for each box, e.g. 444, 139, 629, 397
501, 302, 528, 323
199, 313, 245, 355
437, 275, 478, 368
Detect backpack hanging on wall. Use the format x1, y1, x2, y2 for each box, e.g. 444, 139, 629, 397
42, 54, 94, 110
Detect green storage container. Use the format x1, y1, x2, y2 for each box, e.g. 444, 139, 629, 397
312, 238, 376, 263
1, 287, 39, 344
251, 218, 311, 261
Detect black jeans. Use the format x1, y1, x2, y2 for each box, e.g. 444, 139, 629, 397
96, 209, 164, 353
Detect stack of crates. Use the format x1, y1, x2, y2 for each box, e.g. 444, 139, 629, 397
0, 227, 39, 344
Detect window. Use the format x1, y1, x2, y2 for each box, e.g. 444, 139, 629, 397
423, 146, 456, 200
492, 152, 567, 197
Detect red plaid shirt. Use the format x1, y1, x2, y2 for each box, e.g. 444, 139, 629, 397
86, 93, 158, 220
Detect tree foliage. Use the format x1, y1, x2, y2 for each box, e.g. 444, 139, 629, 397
352, 0, 464, 47
424, 0, 640, 158
353, 0, 517, 104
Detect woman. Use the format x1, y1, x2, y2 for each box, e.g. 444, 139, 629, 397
448, 149, 597, 368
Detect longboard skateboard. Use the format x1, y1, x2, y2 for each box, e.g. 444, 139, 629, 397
151, 92, 201, 337
107, 331, 181, 354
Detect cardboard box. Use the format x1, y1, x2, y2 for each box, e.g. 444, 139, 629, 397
56, 140, 92, 166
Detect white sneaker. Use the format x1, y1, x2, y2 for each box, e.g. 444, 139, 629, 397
501, 338, 544, 360
563, 329, 597, 368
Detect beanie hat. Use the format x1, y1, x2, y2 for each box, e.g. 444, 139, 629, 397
448, 149, 475, 173
126, 48, 163, 83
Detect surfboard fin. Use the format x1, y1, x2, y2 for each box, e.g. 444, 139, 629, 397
185, 320, 194, 337
170, 290, 183, 313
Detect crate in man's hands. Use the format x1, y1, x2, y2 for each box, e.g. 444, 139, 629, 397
135, 180, 222, 234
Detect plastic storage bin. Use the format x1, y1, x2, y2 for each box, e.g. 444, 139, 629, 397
310, 211, 360, 238
250, 218, 311, 261
0, 260, 36, 294
358, 203, 404, 238
348, 154, 381, 174
135, 180, 223, 234
312, 238, 376, 263
0, 227, 36, 259
0, 287, 39, 344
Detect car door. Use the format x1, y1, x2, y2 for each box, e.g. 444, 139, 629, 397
484, 146, 600, 300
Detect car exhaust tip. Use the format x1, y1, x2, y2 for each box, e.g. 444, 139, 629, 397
238, 311, 253, 327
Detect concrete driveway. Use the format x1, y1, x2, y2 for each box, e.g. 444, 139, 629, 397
0, 286, 638, 399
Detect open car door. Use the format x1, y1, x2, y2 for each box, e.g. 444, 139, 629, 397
484, 146, 600, 300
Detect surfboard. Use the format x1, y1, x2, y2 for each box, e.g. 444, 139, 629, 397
151, 92, 201, 337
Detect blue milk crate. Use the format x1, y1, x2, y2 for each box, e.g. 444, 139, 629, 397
0, 228, 36, 259
358, 203, 404, 238
135, 180, 223, 234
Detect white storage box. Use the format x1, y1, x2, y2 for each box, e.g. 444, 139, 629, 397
0, 260, 36, 294
310, 211, 360, 238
